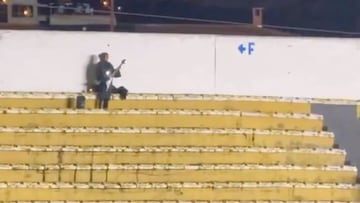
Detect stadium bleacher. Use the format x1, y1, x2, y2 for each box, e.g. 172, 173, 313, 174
0, 92, 358, 201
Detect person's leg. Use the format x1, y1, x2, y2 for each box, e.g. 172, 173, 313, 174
96, 93, 102, 109
99, 99, 104, 109
97, 83, 108, 109
103, 99, 109, 109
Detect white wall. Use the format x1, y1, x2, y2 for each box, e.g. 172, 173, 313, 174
215, 36, 360, 98
0, 30, 215, 94
0, 30, 360, 99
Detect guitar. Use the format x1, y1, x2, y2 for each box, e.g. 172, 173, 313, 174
106, 59, 126, 91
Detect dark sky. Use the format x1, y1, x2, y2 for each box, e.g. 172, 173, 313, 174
38, 0, 360, 32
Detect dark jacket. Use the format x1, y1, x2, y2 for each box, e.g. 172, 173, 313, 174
96, 60, 116, 83
94, 60, 121, 93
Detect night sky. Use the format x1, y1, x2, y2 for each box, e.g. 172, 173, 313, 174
37, 0, 360, 32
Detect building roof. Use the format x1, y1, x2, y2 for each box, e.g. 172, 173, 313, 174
129, 23, 295, 36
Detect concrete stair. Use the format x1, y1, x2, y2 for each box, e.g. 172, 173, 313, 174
0, 146, 345, 166
0, 92, 311, 113
3, 201, 360, 203
2, 200, 358, 203
0, 182, 358, 201
0, 108, 322, 130
0, 127, 334, 148
0, 164, 356, 183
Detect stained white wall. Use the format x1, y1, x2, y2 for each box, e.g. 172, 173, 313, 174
1, 30, 360, 99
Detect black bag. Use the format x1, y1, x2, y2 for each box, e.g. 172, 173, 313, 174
76, 95, 86, 109
118, 86, 128, 100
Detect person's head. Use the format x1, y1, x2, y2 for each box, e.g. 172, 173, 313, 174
99, 52, 109, 61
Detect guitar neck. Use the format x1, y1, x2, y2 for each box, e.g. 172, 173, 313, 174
110, 63, 124, 77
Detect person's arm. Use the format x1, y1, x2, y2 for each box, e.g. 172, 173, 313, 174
110, 63, 121, 78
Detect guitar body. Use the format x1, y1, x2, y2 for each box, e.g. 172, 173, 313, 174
106, 59, 126, 91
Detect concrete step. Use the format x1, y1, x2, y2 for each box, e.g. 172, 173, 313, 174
0, 182, 358, 201
0, 108, 323, 130
0, 146, 345, 166
0, 127, 334, 148
0, 92, 311, 114
0, 164, 355, 183
4, 202, 360, 203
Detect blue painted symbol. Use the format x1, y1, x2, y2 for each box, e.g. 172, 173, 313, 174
238, 44, 247, 54
238, 42, 255, 55
248, 42, 255, 55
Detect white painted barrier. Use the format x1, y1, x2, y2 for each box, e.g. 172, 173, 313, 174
0, 30, 360, 99
215, 36, 360, 99
0, 30, 215, 94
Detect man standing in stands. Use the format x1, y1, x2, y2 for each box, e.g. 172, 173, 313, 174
94, 52, 120, 109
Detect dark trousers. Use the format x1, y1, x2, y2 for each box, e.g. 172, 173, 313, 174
96, 96, 109, 109
96, 83, 111, 109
